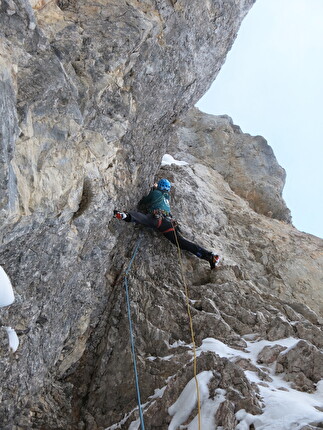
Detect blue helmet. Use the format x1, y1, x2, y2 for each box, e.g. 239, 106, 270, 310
157, 178, 171, 191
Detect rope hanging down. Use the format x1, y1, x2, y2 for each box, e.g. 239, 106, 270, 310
172, 222, 202, 430
124, 238, 145, 430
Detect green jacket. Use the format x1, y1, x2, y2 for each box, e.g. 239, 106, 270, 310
139, 188, 171, 215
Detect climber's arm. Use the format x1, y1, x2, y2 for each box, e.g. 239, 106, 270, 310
138, 188, 156, 210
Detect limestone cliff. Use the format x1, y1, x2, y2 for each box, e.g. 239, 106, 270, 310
1, 1, 323, 430
168, 108, 291, 223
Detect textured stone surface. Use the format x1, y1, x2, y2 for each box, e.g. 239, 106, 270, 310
0, 0, 255, 242
276, 340, 323, 392
257, 344, 287, 365
168, 107, 292, 221
1, 0, 323, 429
142, 352, 262, 429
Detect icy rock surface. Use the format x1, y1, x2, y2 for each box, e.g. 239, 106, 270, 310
1, 0, 323, 429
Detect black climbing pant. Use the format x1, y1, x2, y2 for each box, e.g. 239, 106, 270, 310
127, 211, 212, 261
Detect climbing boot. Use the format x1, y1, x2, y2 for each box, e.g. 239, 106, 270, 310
113, 210, 128, 220
209, 254, 221, 270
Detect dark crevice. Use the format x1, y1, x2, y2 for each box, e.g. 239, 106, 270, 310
72, 178, 93, 219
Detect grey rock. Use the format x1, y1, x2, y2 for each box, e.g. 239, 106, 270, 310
168, 107, 292, 222
215, 400, 238, 430
257, 344, 287, 365
1, 0, 323, 429
142, 352, 262, 429
1, 0, 256, 244
276, 340, 323, 392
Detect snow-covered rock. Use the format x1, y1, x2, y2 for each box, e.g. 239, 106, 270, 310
161, 154, 189, 167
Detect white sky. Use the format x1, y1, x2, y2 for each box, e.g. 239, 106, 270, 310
197, 0, 323, 239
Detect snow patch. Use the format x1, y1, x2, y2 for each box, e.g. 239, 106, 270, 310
168, 339, 190, 349
4, 327, 19, 352
161, 154, 188, 167
236, 381, 323, 430
186, 390, 226, 430
105, 407, 138, 430
149, 386, 167, 400
107, 336, 323, 430
147, 354, 174, 361
245, 337, 299, 359
195, 336, 323, 430
128, 419, 140, 430
0, 266, 14, 307
168, 370, 225, 430
198, 337, 245, 359
147, 356, 157, 361
106, 386, 166, 429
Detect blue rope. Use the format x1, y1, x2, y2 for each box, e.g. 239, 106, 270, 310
124, 238, 145, 429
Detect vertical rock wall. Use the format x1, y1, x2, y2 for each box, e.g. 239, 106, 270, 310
168, 107, 292, 222
0, 0, 255, 241
0, 1, 265, 429
1, 1, 322, 429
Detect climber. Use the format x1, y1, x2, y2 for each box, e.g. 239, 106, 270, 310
114, 178, 220, 269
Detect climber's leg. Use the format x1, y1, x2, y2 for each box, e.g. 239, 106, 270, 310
114, 210, 157, 228
163, 229, 211, 259
157, 218, 220, 269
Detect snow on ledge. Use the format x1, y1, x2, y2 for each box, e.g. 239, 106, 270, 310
3, 327, 19, 353
168, 370, 226, 430
161, 154, 188, 167
0, 266, 14, 308
196, 337, 323, 430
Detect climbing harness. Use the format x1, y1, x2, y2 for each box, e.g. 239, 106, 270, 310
172, 221, 202, 430
152, 208, 170, 219
155, 214, 179, 234
124, 238, 145, 430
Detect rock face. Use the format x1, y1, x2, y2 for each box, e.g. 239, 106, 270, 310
168, 107, 291, 222
0, 0, 254, 241
1, 1, 323, 430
